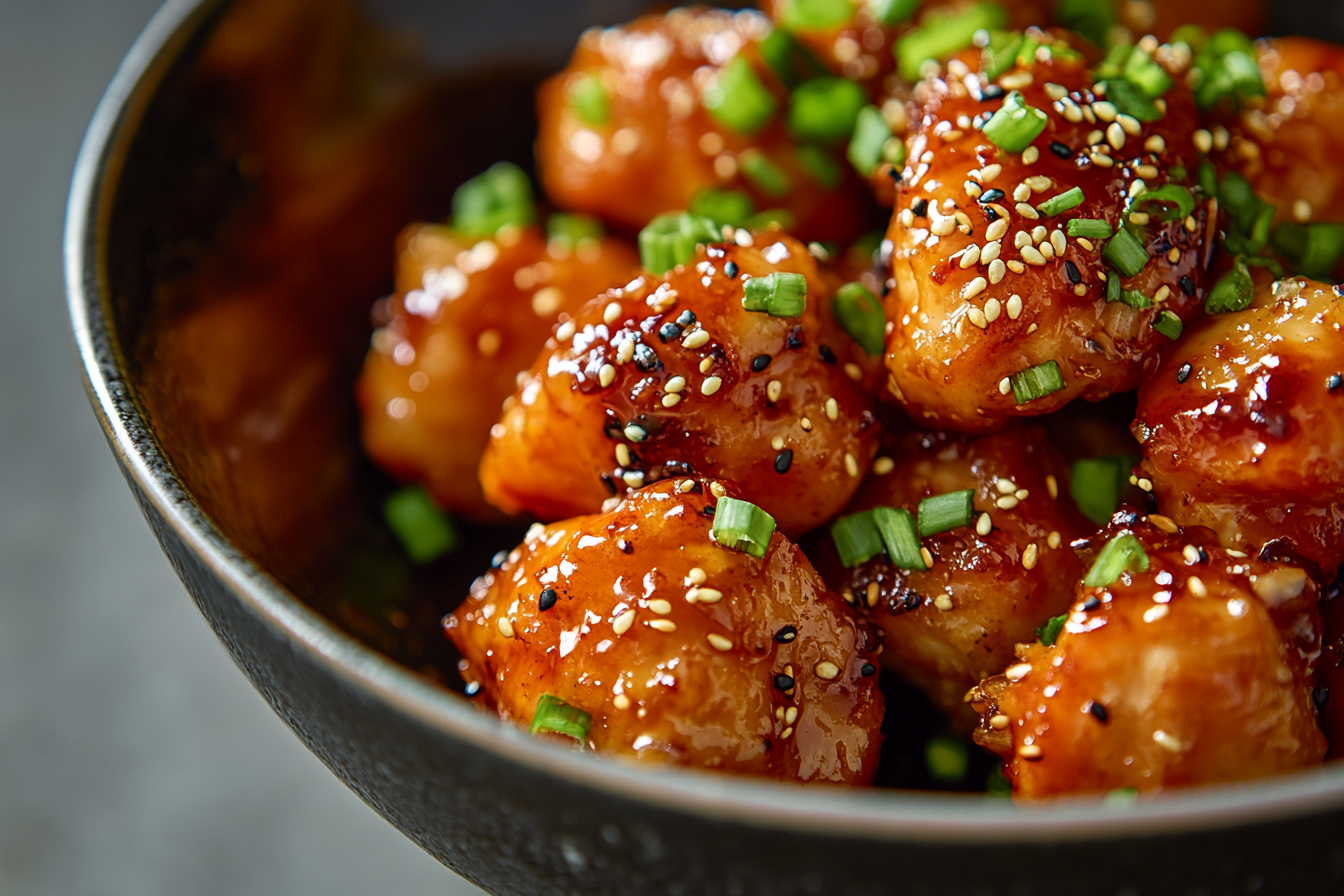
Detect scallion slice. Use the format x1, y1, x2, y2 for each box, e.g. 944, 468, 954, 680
547, 212, 604, 249
1118, 288, 1151, 309
639, 213, 721, 275
796, 144, 842, 189
747, 208, 797, 231
1132, 185, 1195, 222
781, 0, 855, 31
1271, 222, 1344, 280
917, 490, 975, 537
832, 510, 883, 567
895, 2, 1009, 82
712, 496, 778, 558
743, 272, 808, 317
568, 73, 609, 126
1036, 613, 1067, 647
788, 76, 869, 145
1037, 186, 1084, 217
702, 56, 777, 136
982, 90, 1048, 154
925, 736, 969, 783
1106, 270, 1122, 303
1152, 310, 1183, 340
384, 486, 458, 563
1102, 227, 1149, 278
1053, 0, 1114, 49
689, 188, 757, 229
739, 149, 793, 197
1067, 218, 1113, 238
1191, 28, 1265, 110
530, 695, 593, 742
873, 506, 926, 571
1096, 79, 1162, 121
1205, 256, 1254, 314
1083, 532, 1150, 588
848, 105, 894, 177
869, 0, 920, 26
1097, 45, 1172, 98
1071, 455, 1132, 525
452, 162, 536, 238
833, 282, 886, 355
1009, 360, 1065, 404
758, 28, 827, 90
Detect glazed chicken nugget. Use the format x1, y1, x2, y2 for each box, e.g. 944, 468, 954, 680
884, 37, 1210, 432
969, 514, 1326, 800
479, 230, 880, 537
1133, 277, 1344, 579
446, 479, 885, 784
536, 7, 877, 244
358, 221, 637, 519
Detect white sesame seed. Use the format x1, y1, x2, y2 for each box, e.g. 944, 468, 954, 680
615, 444, 631, 466
1005, 663, 1032, 681
920, 546, 935, 568
556, 320, 576, 342
1020, 245, 1047, 265
771, 435, 785, 451
1129, 211, 1151, 226
1166, 247, 1181, 264
1013, 182, 1032, 203
710, 482, 727, 498
1016, 203, 1040, 220
1138, 478, 1153, 492
1077, 237, 1095, 252
1154, 285, 1172, 304
967, 306, 989, 329
686, 567, 707, 585
701, 375, 722, 396
661, 393, 681, 408
648, 619, 677, 633
604, 301, 623, 325
1061, 100, 1083, 123
1212, 126, 1229, 151
1025, 175, 1052, 193
1047, 530, 1062, 549
1089, 152, 1115, 168
735, 229, 754, 247
962, 277, 988, 299
1021, 146, 1040, 165
996, 495, 1020, 510
695, 587, 723, 604
1193, 129, 1213, 154
981, 298, 1000, 323
844, 362, 863, 381
647, 599, 672, 616
985, 218, 1009, 242
988, 259, 1007, 284
1006, 294, 1022, 319
599, 364, 617, 388
866, 581, 880, 607
976, 512, 993, 536
996, 478, 1016, 495
1087, 128, 1105, 146
959, 244, 982, 268
1051, 229, 1067, 255
1044, 82, 1068, 100
1153, 730, 1183, 753
622, 471, 644, 488
1031, 225, 1048, 243
998, 377, 1012, 395
1022, 543, 1039, 570
497, 617, 515, 638
785, 706, 798, 725
934, 594, 953, 611
767, 379, 782, 403
699, 357, 714, 374
1092, 100, 1117, 121
1118, 114, 1142, 136
1007, 260, 1026, 273
1106, 122, 1126, 151
1018, 744, 1043, 760
678, 478, 695, 492
1293, 199, 1313, 222
1136, 164, 1159, 180
981, 240, 1002, 263
990, 714, 1010, 729
1014, 231, 1033, 249
1144, 134, 1166, 153
825, 397, 839, 421
1015, 488, 1029, 501
845, 453, 859, 477
617, 339, 636, 364
1188, 576, 1207, 597
665, 375, 686, 394
706, 633, 733, 651
980, 163, 1003, 182
1038, 241, 1055, 260
800, 417, 812, 432
873, 456, 895, 475
682, 329, 710, 349
1182, 545, 1201, 565
964, 180, 983, 199
1143, 604, 1169, 623
780, 726, 794, 739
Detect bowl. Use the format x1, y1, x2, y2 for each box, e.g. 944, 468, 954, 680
66, 0, 1344, 893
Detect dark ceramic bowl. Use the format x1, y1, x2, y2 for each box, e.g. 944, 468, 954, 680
66, 1, 1344, 893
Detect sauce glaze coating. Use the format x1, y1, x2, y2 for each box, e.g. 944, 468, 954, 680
446, 478, 885, 783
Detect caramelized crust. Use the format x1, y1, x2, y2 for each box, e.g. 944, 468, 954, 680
446, 478, 885, 783
358, 224, 638, 518
479, 231, 880, 536
1133, 277, 1344, 578
970, 515, 1326, 800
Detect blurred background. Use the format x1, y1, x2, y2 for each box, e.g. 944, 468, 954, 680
0, 2, 483, 893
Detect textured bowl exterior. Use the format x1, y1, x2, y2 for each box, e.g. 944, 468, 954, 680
65, 1, 1344, 893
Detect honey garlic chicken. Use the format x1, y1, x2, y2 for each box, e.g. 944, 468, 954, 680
359, 221, 638, 518
1133, 277, 1344, 578
479, 230, 880, 536
970, 514, 1327, 800
446, 478, 885, 783
884, 39, 1210, 432
536, 8, 877, 244
813, 426, 1090, 728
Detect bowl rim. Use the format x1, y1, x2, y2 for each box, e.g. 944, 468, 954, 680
65, 0, 1344, 845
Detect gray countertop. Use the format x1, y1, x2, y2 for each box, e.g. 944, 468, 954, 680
0, 2, 483, 892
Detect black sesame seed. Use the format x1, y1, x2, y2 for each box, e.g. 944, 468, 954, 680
634, 344, 662, 372
658, 322, 683, 342
1179, 275, 1195, 296
887, 166, 901, 182
911, 198, 929, 218
702, 505, 715, 517
725, 261, 739, 278
1050, 140, 1072, 158
1314, 686, 1330, 709
860, 663, 876, 677
787, 325, 804, 349
774, 625, 798, 643
1065, 260, 1081, 284
1089, 701, 1109, 723
1197, 546, 1209, 564
979, 188, 1006, 204
618, 539, 634, 554
773, 673, 796, 691
763, 739, 773, 750
1177, 363, 1192, 384
979, 84, 1005, 101
752, 353, 772, 372
1082, 595, 1102, 612
985, 206, 1001, 222
819, 345, 837, 364
1328, 373, 1343, 393
600, 472, 617, 495
490, 551, 508, 569
774, 449, 794, 473
676, 309, 696, 327
603, 417, 625, 440
539, 588, 558, 611
904, 591, 922, 610
1335, 284, 1344, 299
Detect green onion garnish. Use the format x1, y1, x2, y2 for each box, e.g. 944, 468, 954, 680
712, 496, 778, 559
452, 162, 536, 238
1097, 45, 1173, 98
384, 486, 458, 563
638, 213, 721, 275
981, 31, 1030, 81
848, 105, 895, 177
1104, 787, 1140, 806
743, 272, 808, 317
788, 76, 869, 145
873, 507, 927, 571
1132, 185, 1195, 222
702, 56, 778, 136
1053, 0, 1114, 49
530, 694, 592, 742
917, 490, 975, 537
688, 188, 757, 229
1197, 161, 1219, 198
1083, 532, 1150, 588
1118, 288, 1151, 309
547, 212, 604, 249
1037, 613, 1067, 647
780, 0, 855, 31
869, 0, 920, 26
796, 144, 842, 189
1271, 222, 1344, 280
895, 2, 1009, 82
1102, 227, 1149, 278
1106, 271, 1122, 303
982, 90, 1048, 154
1096, 79, 1162, 121
739, 149, 793, 197
1037, 186, 1084, 217
568, 73, 609, 126
1191, 28, 1265, 110
1070, 455, 1132, 525
1152, 310, 1183, 341
986, 765, 1013, 797
747, 208, 797, 231
758, 28, 827, 90
1009, 360, 1065, 404
833, 282, 887, 356
1205, 256, 1254, 314
926, 736, 970, 783
832, 510, 884, 568
1067, 218, 1113, 238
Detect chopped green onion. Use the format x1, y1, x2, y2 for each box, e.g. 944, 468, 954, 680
758, 28, 827, 90
384, 486, 457, 563
1169, 25, 1209, 51
1009, 360, 1065, 404
1067, 218, 1113, 239
1096, 79, 1162, 121
1217, 169, 1258, 214
1102, 227, 1149, 278
981, 31, 1028, 81
1053, 0, 1115, 49
832, 511, 884, 567
1106, 270, 1122, 303
1083, 532, 1150, 588
1132, 185, 1195, 222
917, 489, 975, 537
712, 496, 778, 558
1191, 28, 1265, 110
1037, 186, 1084, 217
873, 506, 927, 571
452, 162, 536, 238
1037, 613, 1067, 647
1071, 455, 1131, 525
895, 2, 1009, 82
739, 149, 793, 197
869, 0, 920, 26
702, 56, 778, 136
833, 282, 887, 356
530, 694, 592, 742
1104, 787, 1140, 806
1205, 256, 1254, 314
1118, 288, 1151, 309
780, 0, 855, 31
688, 188, 757, 229
547, 212, 604, 249
1217, 172, 1275, 255
1271, 222, 1344, 280
568, 73, 609, 126
638, 213, 721, 275
848, 105, 894, 177
788, 76, 869, 145
1196, 160, 1219, 197
986, 765, 1013, 797
926, 736, 970, 783
743, 272, 808, 317
1097, 45, 1172, 97
796, 144, 842, 189
982, 90, 1048, 154
1152, 310, 1183, 340
747, 208, 797, 231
